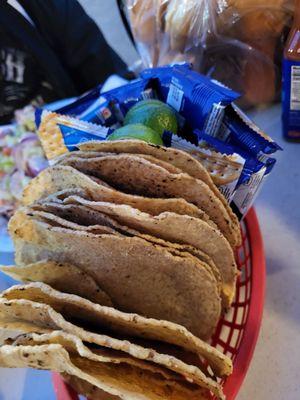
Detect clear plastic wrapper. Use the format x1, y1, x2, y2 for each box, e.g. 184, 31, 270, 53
124, 0, 294, 108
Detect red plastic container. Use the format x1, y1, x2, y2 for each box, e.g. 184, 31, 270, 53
52, 207, 266, 400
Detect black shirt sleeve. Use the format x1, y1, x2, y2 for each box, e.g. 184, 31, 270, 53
20, 0, 129, 94
61, 0, 128, 93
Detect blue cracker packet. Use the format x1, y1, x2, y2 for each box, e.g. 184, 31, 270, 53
37, 110, 110, 162
169, 132, 246, 204
197, 131, 277, 219
160, 67, 240, 140
140, 64, 192, 111
75, 79, 156, 126
100, 79, 156, 120
141, 65, 240, 136
215, 104, 282, 158
193, 130, 267, 185
56, 85, 102, 117
52, 85, 116, 127
80, 98, 120, 128
232, 156, 276, 219
140, 63, 191, 98
44, 79, 155, 126
170, 129, 274, 219
35, 86, 104, 129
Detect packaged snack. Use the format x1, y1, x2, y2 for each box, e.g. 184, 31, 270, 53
232, 156, 276, 219
35, 66, 280, 219
55, 85, 102, 117
164, 67, 239, 135
46, 83, 128, 128
170, 133, 245, 204
80, 98, 120, 128
220, 105, 282, 158
141, 65, 240, 138
170, 128, 275, 219
37, 111, 110, 162
195, 129, 277, 219
100, 79, 157, 121
53, 79, 157, 127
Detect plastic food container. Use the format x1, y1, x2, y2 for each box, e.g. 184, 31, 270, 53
52, 207, 266, 400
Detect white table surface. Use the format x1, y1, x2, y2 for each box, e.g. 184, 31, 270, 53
0, 104, 299, 400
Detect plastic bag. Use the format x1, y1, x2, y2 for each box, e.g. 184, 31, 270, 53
125, 0, 213, 67
125, 0, 294, 108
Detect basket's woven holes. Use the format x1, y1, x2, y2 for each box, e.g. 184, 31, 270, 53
236, 285, 246, 303
229, 329, 240, 350
242, 305, 249, 326
235, 307, 245, 325
219, 325, 231, 344
236, 326, 245, 350
215, 343, 225, 353
223, 307, 234, 323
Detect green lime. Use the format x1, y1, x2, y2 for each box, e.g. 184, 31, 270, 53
107, 123, 163, 145
124, 100, 177, 136
128, 99, 170, 113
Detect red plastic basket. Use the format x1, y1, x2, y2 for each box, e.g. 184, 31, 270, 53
52, 207, 265, 400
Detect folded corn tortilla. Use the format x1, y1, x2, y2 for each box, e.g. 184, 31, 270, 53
0, 340, 211, 400
77, 139, 240, 244
57, 154, 238, 246
35, 199, 223, 288
22, 166, 211, 222
0, 295, 225, 398
9, 331, 180, 380
52, 194, 237, 306
56, 150, 183, 175
0, 260, 112, 307
64, 375, 120, 400
15, 203, 219, 288
0, 282, 231, 377
9, 210, 221, 340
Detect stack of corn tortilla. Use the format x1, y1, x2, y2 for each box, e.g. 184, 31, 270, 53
0, 140, 241, 399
